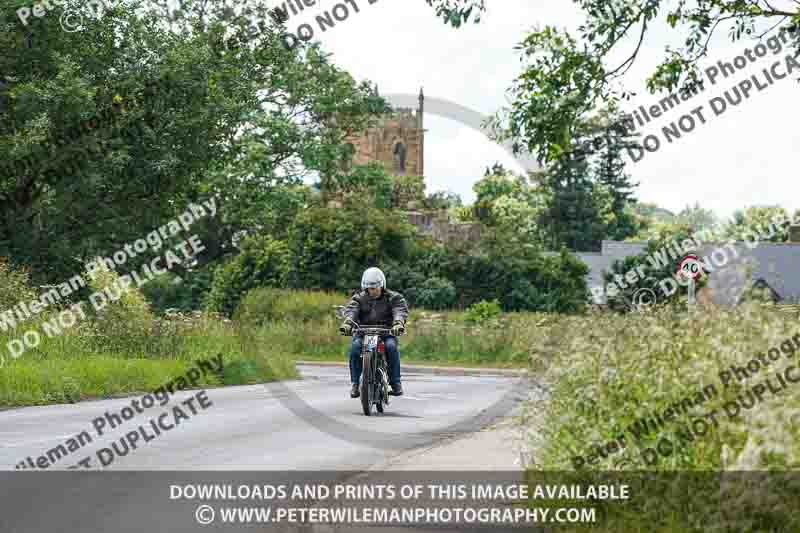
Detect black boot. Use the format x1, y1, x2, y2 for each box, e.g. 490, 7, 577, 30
389, 382, 403, 396
350, 383, 360, 398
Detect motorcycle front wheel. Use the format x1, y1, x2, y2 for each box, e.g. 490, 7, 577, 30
376, 366, 386, 413
360, 347, 372, 416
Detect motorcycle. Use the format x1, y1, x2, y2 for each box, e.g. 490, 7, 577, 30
339, 320, 404, 416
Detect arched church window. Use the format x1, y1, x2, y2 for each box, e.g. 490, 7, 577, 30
393, 142, 407, 174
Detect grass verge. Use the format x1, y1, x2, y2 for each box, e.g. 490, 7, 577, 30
522, 303, 800, 532
0, 313, 297, 408
251, 310, 543, 368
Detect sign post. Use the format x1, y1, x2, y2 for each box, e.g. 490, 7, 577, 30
679, 254, 702, 308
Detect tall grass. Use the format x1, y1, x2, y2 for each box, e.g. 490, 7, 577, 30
235, 287, 539, 367
235, 287, 348, 325
0, 267, 300, 407
523, 303, 800, 531
250, 311, 538, 367
0, 312, 298, 407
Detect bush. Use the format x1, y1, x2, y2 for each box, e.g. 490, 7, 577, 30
604, 225, 697, 312
383, 243, 455, 309
424, 191, 463, 210
0, 258, 36, 310
205, 235, 289, 316
463, 299, 501, 325
141, 269, 213, 314
392, 174, 426, 208
235, 288, 348, 326
382, 261, 427, 299
408, 277, 456, 310
502, 250, 590, 312
442, 243, 589, 313
285, 207, 415, 292
338, 163, 394, 209
84, 263, 155, 353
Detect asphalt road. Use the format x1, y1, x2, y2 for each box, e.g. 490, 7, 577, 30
0, 364, 532, 533
1, 364, 529, 471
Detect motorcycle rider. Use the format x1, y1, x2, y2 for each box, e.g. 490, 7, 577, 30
339, 267, 408, 398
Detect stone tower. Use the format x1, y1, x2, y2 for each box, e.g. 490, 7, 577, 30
344, 87, 425, 178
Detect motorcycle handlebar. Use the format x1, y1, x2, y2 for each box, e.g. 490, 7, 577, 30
339, 324, 405, 336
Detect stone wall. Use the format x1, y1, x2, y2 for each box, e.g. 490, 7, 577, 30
406, 211, 481, 245
790, 225, 800, 243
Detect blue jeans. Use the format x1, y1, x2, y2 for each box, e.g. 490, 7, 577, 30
349, 335, 401, 385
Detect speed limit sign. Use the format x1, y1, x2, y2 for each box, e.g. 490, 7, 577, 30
678, 254, 702, 280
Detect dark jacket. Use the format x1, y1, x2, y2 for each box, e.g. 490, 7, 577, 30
343, 289, 409, 327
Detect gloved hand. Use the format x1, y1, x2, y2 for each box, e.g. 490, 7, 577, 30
339, 321, 353, 335
391, 321, 405, 336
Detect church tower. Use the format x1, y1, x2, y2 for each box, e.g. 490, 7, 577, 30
344, 88, 425, 178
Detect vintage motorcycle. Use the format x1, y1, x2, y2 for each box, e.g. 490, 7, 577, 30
337, 311, 404, 416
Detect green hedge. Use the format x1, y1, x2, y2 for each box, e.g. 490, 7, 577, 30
205, 207, 590, 315
206, 235, 290, 316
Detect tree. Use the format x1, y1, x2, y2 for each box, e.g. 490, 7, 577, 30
536, 151, 614, 251
470, 171, 549, 247
491, 2, 800, 163
490, 195, 547, 245
424, 191, 463, 210
337, 163, 394, 209
472, 172, 524, 222
441, 235, 589, 312
628, 202, 678, 240
391, 174, 427, 209
0, 0, 386, 283
205, 235, 290, 317
630, 219, 688, 242
285, 207, 415, 291
677, 203, 718, 233
484, 162, 510, 177
588, 109, 641, 241
722, 205, 791, 242
425, 0, 486, 27
633, 202, 678, 224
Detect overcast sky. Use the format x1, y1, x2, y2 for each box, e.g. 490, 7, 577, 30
280, 0, 799, 219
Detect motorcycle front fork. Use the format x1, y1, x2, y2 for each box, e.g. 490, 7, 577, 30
377, 351, 390, 399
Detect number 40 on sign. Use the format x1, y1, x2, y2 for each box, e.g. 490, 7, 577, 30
678, 254, 704, 306
679, 254, 703, 280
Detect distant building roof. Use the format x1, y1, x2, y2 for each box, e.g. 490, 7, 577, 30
700, 243, 800, 305
573, 240, 800, 306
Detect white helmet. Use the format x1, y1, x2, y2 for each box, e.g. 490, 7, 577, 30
361, 267, 386, 290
